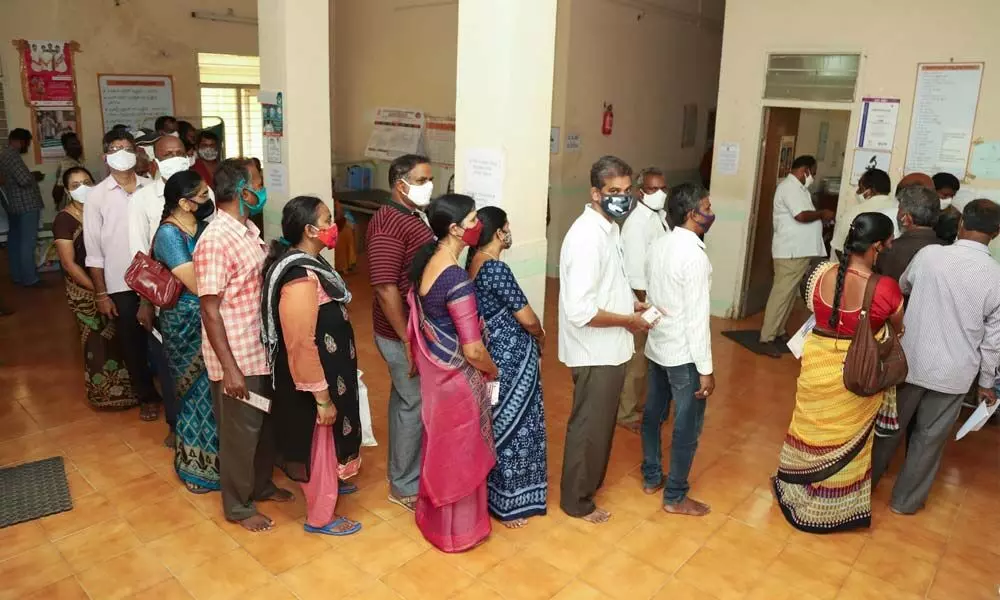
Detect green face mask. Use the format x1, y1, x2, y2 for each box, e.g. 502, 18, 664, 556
238, 182, 268, 217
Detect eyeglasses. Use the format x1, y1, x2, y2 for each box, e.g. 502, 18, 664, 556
107, 146, 135, 154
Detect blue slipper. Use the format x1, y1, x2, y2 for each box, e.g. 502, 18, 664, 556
304, 517, 362, 536
338, 480, 359, 495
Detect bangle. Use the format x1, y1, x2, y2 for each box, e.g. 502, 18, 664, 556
316, 400, 332, 408
96, 292, 108, 298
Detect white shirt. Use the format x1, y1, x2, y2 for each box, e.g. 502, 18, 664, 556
645, 227, 713, 374
621, 202, 669, 290
558, 205, 635, 368
772, 174, 825, 259
830, 194, 900, 254
83, 174, 153, 294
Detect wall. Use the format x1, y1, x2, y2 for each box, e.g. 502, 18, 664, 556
546, 0, 725, 274
709, 0, 1000, 316
797, 109, 850, 183
0, 0, 258, 221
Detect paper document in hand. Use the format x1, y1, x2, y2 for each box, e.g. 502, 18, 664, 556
242, 391, 272, 414
786, 315, 816, 360
487, 382, 500, 406
641, 306, 664, 325
955, 400, 999, 440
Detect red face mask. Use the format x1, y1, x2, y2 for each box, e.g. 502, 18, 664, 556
460, 220, 483, 246
311, 223, 339, 249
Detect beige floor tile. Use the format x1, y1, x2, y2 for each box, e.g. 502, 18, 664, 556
54, 517, 143, 572
745, 574, 827, 599
650, 578, 714, 600
278, 548, 378, 600
65, 469, 97, 498
76, 547, 172, 600
438, 526, 518, 576
0, 544, 73, 599
852, 539, 937, 596
704, 517, 786, 563
0, 520, 49, 562
329, 521, 426, 576
579, 548, 672, 600
123, 493, 207, 542
786, 529, 869, 566
39, 493, 118, 541
341, 580, 404, 600
146, 521, 239, 574
238, 520, 331, 574
729, 486, 796, 541
521, 523, 610, 574
764, 544, 853, 600
239, 580, 299, 600
105, 473, 176, 515
835, 570, 923, 600
383, 550, 477, 600
175, 548, 272, 600
75, 452, 155, 492
125, 578, 194, 600
674, 546, 770, 600
614, 520, 703, 574
21, 576, 90, 600
479, 553, 574, 600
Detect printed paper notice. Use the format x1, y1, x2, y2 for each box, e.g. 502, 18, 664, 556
857, 97, 900, 151
716, 142, 739, 176
364, 107, 425, 161
424, 115, 456, 165
462, 148, 505, 209
851, 149, 892, 185
565, 133, 581, 152
904, 63, 984, 178
264, 164, 288, 197
969, 141, 1000, 181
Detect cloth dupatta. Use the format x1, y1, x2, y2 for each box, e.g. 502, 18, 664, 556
406, 287, 495, 507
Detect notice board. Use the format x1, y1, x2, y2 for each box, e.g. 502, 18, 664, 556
98, 74, 175, 132
904, 63, 984, 179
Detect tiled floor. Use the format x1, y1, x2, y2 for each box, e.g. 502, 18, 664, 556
0, 260, 997, 600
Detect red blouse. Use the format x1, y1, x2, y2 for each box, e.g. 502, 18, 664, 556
813, 271, 903, 334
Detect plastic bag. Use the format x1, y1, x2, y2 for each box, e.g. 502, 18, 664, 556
303, 424, 339, 528
358, 370, 377, 447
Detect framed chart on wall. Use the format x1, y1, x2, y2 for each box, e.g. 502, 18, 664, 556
97, 74, 175, 132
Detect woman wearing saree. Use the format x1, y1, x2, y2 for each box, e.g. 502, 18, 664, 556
153, 171, 220, 493
52, 166, 136, 410
262, 196, 362, 536
408, 194, 499, 552
774, 212, 904, 533
467, 206, 548, 527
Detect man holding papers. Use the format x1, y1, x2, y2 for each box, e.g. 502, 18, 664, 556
872, 199, 1000, 514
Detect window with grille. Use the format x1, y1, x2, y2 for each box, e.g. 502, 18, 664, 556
764, 54, 860, 103
197, 54, 262, 159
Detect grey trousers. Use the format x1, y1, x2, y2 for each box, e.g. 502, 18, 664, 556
375, 335, 423, 498
210, 376, 278, 522
871, 383, 964, 513
560, 364, 627, 517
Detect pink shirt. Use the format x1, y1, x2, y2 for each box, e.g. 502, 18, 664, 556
82, 174, 153, 294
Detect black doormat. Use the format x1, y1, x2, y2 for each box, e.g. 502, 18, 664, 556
0, 456, 72, 529
721, 330, 791, 355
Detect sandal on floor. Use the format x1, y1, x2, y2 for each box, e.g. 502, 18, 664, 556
304, 516, 362, 536
139, 403, 159, 422
388, 494, 417, 513
338, 480, 359, 495
185, 482, 213, 495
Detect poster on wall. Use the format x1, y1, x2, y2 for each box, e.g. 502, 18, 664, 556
776, 135, 797, 181
33, 108, 78, 160
424, 115, 456, 164
851, 149, 891, 185
904, 63, 984, 178
259, 91, 284, 137
14, 40, 78, 107
364, 107, 425, 160
857, 97, 900, 151
98, 74, 175, 132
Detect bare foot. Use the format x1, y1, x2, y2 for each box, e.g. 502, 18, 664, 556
617, 420, 641, 434
238, 514, 273, 532
501, 518, 529, 529
663, 497, 711, 517
261, 488, 294, 503
643, 477, 664, 495
579, 507, 611, 524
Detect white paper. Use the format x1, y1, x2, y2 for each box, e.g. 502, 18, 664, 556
462, 148, 505, 209
424, 115, 456, 165
150, 328, 163, 344
98, 75, 175, 131
265, 137, 281, 164
357, 370, 377, 447
851, 149, 892, 185
904, 64, 984, 178
264, 164, 288, 197
550, 127, 560, 154
955, 400, 999, 440
858, 97, 900, 151
786, 314, 816, 360
641, 306, 663, 325
242, 391, 272, 414
487, 382, 500, 406
716, 142, 740, 176
565, 133, 581, 152
364, 107, 425, 161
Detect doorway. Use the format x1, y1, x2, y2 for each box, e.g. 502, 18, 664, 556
739, 106, 851, 318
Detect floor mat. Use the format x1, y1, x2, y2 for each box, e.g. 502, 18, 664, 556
721, 330, 791, 355
0, 456, 72, 528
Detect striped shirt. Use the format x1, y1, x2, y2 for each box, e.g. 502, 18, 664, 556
367, 202, 433, 340
0, 147, 43, 214
899, 239, 1000, 394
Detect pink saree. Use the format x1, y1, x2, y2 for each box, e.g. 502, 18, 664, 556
406, 268, 495, 553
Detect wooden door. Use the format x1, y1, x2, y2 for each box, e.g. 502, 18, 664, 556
740, 107, 801, 317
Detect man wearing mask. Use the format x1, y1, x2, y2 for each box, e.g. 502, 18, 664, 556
0, 128, 45, 287
831, 169, 897, 258
83, 129, 161, 421
194, 159, 289, 532
872, 199, 1000, 515
559, 155, 653, 524
52, 131, 84, 207
618, 167, 669, 432
192, 131, 221, 188
367, 154, 434, 512
875, 185, 941, 283
155, 115, 178, 138
641, 182, 715, 517
758, 155, 832, 358
933, 172, 961, 210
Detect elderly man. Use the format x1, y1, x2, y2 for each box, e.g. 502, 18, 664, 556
618, 167, 670, 431
875, 185, 941, 283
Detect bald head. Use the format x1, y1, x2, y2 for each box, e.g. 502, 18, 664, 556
153, 134, 186, 160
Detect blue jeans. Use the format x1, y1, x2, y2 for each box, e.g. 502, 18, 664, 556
7, 209, 40, 286
640, 361, 706, 504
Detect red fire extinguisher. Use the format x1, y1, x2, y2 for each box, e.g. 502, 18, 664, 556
602, 103, 614, 136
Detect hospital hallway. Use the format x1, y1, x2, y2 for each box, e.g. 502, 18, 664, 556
0, 258, 996, 600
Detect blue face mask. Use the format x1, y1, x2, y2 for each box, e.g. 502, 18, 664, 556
600, 194, 634, 220
239, 182, 268, 217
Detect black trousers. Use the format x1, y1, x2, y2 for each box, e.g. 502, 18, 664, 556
110, 291, 160, 406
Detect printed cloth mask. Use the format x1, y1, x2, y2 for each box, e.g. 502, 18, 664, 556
310, 223, 340, 249
69, 184, 93, 204
106, 149, 137, 172
601, 194, 634, 220
156, 156, 190, 182
500, 229, 513, 249
641, 189, 667, 211
404, 180, 434, 207
198, 147, 219, 161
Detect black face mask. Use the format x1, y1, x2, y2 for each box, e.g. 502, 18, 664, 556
193, 198, 215, 221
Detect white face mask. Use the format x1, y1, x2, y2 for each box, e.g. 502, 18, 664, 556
198, 147, 219, 161
167, 131, 180, 138
856, 191, 868, 204
69, 184, 93, 204
804, 174, 815, 189
106, 148, 137, 172
641, 189, 667, 211
403, 180, 434, 207
156, 156, 190, 182
940, 198, 952, 210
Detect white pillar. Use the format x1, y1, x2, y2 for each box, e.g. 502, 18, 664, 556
454, 0, 557, 318
257, 0, 332, 240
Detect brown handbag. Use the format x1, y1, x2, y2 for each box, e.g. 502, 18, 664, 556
124, 227, 184, 309
842, 273, 908, 396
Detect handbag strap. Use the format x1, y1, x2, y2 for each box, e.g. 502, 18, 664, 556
860, 272, 881, 316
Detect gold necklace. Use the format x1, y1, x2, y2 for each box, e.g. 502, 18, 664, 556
168, 216, 198, 237
478, 249, 500, 261
440, 244, 461, 265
